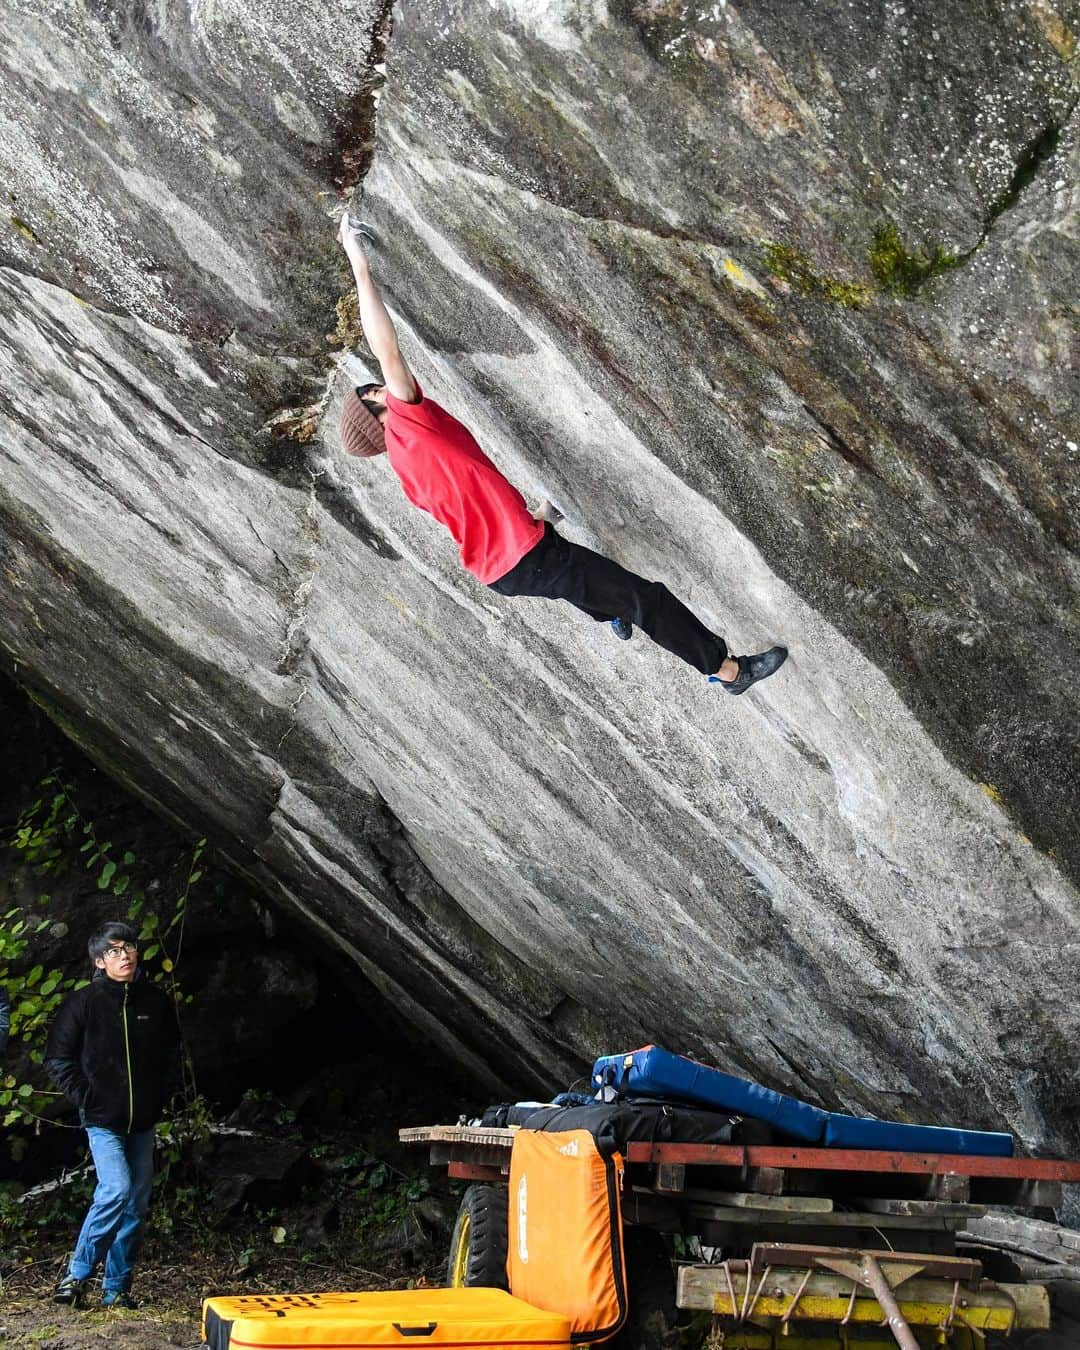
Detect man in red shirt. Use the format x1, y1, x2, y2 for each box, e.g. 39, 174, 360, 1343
337, 217, 787, 694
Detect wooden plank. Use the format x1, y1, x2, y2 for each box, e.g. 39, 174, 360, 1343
404, 1126, 1080, 1186
970, 1176, 1062, 1208
682, 1187, 833, 1213
623, 1142, 1080, 1181
430, 1141, 514, 1169
752, 1244, 982, 1280
851, 1197, 988, 1218
681, 1200, 957, 1230
745, 1166, 786, 1195
447, 1161, 506, 1182
675, 1264, 1049, 1329
399, 1125, 515, 1147
694, 1223, 960, 1257
923, 1171, 970, 1203
654, 1162, 685, 1193
960, 1213, 1080, 1262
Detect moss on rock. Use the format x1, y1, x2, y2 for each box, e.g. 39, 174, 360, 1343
763, 243, 873, 308
867, 224, 962, 298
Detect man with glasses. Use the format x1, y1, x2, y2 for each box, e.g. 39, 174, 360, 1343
45, 922, 180, 1309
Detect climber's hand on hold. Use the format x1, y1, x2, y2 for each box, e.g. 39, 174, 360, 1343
338, 214, 377, 264
338, 216, 366, 272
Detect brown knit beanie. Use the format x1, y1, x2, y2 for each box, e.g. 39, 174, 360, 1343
340, 388, 387, 457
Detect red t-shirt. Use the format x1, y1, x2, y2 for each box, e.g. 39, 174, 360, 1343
384, 386, 544, 584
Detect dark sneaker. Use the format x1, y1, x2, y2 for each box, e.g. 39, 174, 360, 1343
713, 645, 788, 695
53, 1274, 87, 1307
103, 1292, 139, 1310
610, 618, 633, 641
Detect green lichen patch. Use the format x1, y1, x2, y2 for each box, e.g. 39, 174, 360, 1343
763, 243, 873, 308
868, 224, 962, 298
9, 216, 43, 246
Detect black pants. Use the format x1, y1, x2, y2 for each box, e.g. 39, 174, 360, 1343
489, 525, 726, 675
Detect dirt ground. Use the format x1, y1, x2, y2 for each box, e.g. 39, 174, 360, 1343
0, 1235, 441, 1350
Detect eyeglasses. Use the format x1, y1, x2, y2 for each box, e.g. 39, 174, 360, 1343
102, 943, 138, 959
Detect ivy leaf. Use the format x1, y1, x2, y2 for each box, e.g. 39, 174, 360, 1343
161, 958, 174, 973
18, 1083, 33, 1098
123, 851, 136, 865
39, 979, 58, 997
113, 875, 130, 897
142, 944, 160, 961
99, 861, 117, 889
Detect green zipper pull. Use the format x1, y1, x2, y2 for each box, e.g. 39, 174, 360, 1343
122, 984, 134, 1133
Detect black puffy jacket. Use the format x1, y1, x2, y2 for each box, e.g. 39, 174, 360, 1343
45, 971, 180, 1132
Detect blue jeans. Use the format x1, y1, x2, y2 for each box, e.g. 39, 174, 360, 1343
68, 1127, 155, 1293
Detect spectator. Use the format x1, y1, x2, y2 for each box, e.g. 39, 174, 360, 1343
45, 922, 179, 1309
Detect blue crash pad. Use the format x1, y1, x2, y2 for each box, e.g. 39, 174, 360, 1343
591, 1046, 1015, 1157
591, 1045, 828, 1144
823, 1112, 1013, 1156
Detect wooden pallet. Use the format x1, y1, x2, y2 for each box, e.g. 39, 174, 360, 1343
398, 1125, 1080, 1209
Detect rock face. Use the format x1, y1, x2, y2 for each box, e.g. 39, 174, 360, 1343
1, 2, 1078, 1148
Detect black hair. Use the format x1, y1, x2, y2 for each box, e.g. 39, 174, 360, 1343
88, 921, 138, 963
355, 383, 385, 421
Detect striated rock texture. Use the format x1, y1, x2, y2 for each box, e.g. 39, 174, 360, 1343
1, 1, 1079, 1146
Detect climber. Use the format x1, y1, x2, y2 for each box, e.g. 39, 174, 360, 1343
336, 215, 787, 694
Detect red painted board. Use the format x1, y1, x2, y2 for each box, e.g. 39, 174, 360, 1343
623, 1143, 1080, 1180
448, 1161, 507, 1182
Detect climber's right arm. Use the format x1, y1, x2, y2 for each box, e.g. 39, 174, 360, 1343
338, 217, 418, 404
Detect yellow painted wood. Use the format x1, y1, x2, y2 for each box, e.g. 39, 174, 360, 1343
705, 1335, 982, 1350
710, 1290, 1014, 1330
678, 1264, 1049, 1330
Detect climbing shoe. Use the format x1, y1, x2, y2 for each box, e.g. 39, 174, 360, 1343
611, 618, 633, 641
53, 1274, 88, 1307
712, 645, 788, 695
102, 1292, 139, 1310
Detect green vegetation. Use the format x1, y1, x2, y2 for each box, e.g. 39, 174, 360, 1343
764, 220, 972, 308
763, 243, 873, 308
1, 771, 205, 1155
867, 223, 962, 298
